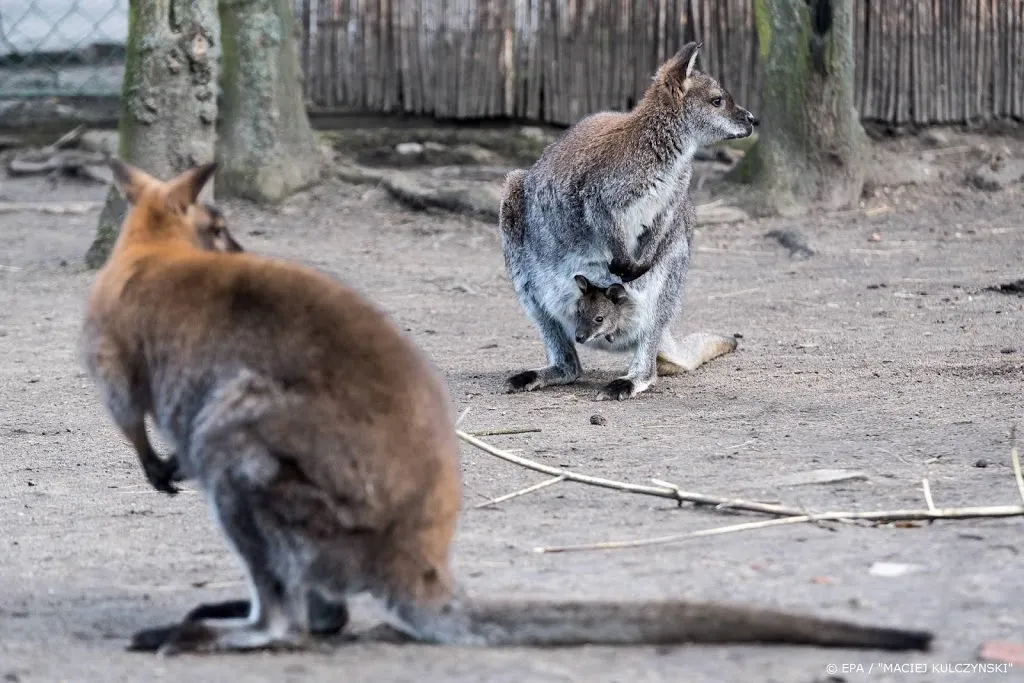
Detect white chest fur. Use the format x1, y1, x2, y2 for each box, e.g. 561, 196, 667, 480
614, 151, 693, 252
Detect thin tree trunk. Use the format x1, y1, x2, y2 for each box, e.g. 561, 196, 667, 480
86, 0, 220, 268
730, 0, 867, 214
215, 0, 324, 203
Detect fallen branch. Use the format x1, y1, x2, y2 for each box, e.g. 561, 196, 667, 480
922, 479, 937, 512
474, 475, 566, 509
471, 427, 541, 437
457, 430, 1024, 555
456, 430, 808, 517
534, 505, 1024, 554
536, 515, 813, 553
1011, 425, 1024, 506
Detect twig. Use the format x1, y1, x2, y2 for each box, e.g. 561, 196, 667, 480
536, 515, 811, 553
44, 125, 85, 152
473, 475, 566, 509
535, 505, 1024, 554
1011, 425, 1024, 506
454, 407, 471, 428
0, 264, 22, 272
922, 479, 937, 512
456, 430, 807, 516
706, 287, 762, 301
471, 427, 541, 437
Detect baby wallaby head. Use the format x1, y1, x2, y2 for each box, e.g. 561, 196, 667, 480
647, 41, 758, 146
574, 274, 632, 344
107, 157, 224, 252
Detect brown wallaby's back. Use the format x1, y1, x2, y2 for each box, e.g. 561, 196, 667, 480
86, 159, 931, 657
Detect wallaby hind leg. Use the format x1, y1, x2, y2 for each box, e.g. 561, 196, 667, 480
132, 475, 310, 655
506, 296, 582, 393
656, 331, 739, 376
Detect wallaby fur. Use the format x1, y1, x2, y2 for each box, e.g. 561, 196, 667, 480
573, 274, 633, 345
83, 159, 932, 656
499, 42, 751, 401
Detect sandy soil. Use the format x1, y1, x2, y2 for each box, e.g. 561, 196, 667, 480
1, 137, 1023, 682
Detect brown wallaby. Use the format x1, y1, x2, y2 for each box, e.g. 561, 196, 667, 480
83, 159, 932, 656
573, 274, 633, 345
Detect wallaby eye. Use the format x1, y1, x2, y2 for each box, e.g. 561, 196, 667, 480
710, 97, 723, 107
595, 316, 604, 323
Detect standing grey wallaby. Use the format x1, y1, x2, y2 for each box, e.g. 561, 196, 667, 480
84, 159, 931, 655
500, 42, 750, 400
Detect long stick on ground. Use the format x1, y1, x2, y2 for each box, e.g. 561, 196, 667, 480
535, 505, 1024, 554
456, 430, 807, 517
1011, 425, 1024, 506
474, 475, 566, 509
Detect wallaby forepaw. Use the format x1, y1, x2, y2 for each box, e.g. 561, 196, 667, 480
506, 370, 542, 393
143, 456, 182, 495
608, 258, 650, 283
597, 378, 638, 401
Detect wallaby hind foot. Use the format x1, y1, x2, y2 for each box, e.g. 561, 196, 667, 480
657, 332, 738, 376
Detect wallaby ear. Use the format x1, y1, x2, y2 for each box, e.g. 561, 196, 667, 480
164, 162, 217, 214
107, 157, 159, 205
606, 284, 629, 305
574, 274, 592, 294
661, 41, 702, 90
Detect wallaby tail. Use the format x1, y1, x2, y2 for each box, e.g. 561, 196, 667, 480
657, 332, 738, 376
449, 599, 932, 651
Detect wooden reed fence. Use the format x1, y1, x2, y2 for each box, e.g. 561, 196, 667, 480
296, 0, 1024, 125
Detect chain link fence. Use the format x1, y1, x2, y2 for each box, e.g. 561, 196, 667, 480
0, 0, 127, 98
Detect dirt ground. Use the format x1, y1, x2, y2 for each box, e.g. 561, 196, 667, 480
1, 134, 1023, 683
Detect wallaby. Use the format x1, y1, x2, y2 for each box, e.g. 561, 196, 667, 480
85, 159, 933, 656
573, 274, 633, 345
499, 42, 750, 401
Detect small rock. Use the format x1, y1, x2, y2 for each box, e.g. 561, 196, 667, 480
967, 158, 1024, 191
765, 229, 814, 259
590, 414, 607, 426
975, 459, 990, 468
395, 142, 424, 155
868, 232, 882, 242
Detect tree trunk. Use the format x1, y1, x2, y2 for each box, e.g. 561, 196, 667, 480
215, 0, 324, 203
85, 0, 220, 268
730, 0, 867, 214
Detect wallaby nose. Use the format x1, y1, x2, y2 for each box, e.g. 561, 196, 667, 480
747, 111, 759, 126
575, 333, 586, 344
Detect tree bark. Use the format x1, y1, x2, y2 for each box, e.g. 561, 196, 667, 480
215, 0, 324, 203
86, 0, 220, 268
730, 0, 867, 214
